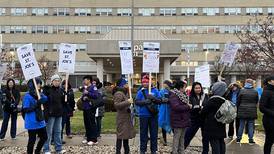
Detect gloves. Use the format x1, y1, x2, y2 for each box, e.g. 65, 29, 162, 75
161, 97, 169, 103
144, 99, 152, 105
147, 94, 156, 100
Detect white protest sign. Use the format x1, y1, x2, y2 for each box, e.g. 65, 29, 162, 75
17, 44, 42, 80
0, 63, 7, 83
58, 43, 76, 73
119, 41, 134, 75
195, 64, 211, 88
143, 42, 160, 73
219, 42, 239, 67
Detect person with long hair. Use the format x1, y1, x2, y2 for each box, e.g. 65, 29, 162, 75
260, 76, 274, 154
184, 82, 209, 154
169, 80, 191, 154
113, 78, 136, 154
0, 78, 20, 140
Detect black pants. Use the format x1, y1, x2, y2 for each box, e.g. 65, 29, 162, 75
96, 116, 102, 137
209, 138, 226, 154
162, 128, 167, 143
263, 116, 274, 154
27, 127, 48, 154
228, 118, 240, 137
83, 109, 97, 142
184, 120, 209, 154
116, 139, 129, 154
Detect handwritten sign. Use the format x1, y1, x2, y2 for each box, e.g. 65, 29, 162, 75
58, 43, 76, 73
220, 42, 239, 67
143, 42, 160, 73
119, 41, 134, 74
17, 44, 41, 80
195, 64, 211, 88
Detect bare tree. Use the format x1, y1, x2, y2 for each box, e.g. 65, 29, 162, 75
213, 55, 233, 77
236, 16, 274, 74
37, 54, 56, 84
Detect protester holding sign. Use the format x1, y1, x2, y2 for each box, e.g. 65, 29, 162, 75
43, 74, 66, 154
135, 75, 161, 154
113, 78, 136, 154
0, 78, 20, 141
22, 78, 48, 154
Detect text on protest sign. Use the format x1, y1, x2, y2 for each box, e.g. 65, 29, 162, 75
119, 41, 134, 75
195, 64, 211, 88
220, 42, 239, 67
143, 42, 160, 73
58, 43, 76, 73
17, 44, 42, 80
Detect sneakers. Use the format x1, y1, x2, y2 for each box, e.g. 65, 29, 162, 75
44, 152, 51, 154
236, 139, 241, 144
0, 138, 5, 141
82, 140, 88, 144
11, 137, 16, 140
228, 136, 233, 140
87, 141, 98, 146
67, 135, 73, 139
249, 139, 256, 145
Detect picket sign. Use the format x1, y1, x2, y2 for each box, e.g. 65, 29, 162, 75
58, 43, 76, 102
17, 44, 42, 99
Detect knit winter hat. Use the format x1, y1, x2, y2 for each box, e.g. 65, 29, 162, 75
163, 80, 173, 88
117, 78, 128, 88
27, 78, 42, 91
51, 74, 61, 82
212, 81, 227, 96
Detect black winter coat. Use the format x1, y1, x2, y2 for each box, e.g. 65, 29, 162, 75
63, 88, 75, 117
1, 88, 20, 113
237, 88, 258, 119
259, 84, 274, 119
201, 96, 226, 139
189, 93, 209, 123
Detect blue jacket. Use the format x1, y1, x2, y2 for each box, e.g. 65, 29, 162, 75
158, 88, 171, 133
135, 88, 160, 117
23, 92, 47, 130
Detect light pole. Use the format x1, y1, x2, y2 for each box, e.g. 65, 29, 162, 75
10, 51, 15, 77
205, 51, 209, 64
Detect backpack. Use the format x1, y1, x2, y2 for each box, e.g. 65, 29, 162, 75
211, 96, 237, 124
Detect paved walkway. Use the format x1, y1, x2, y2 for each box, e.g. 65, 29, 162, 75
0, 116, 273, 154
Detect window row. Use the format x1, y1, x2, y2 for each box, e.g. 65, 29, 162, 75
181, 43, 242, 52
5, 43, 87, 52
0, 7, 274, 16
0, 25, 264, 34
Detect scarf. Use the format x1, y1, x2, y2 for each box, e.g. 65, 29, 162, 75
171, 88, 189, 104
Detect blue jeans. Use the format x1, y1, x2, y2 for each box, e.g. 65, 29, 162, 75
0, 111, 17, 139
237, 119, 254, 140
139, 116, 158, 153
44, 117, 62, 152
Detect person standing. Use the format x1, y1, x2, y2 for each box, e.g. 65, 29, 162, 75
184, 82, 209, 154
135, 75, 161, 154
201, 81, 227, 154
93, 77, 105, 138
22, 78, 48, 154
113, 79, 136, 154
43, 74, 66, 154
169, 80, 191, 154
0, 78, 20, 140
61, 80, 75, 139
224, 83, 241, 139
158, 80, 172, 146
236, 79, 259, 145
81, 76, 104, 146
260, 76, 274, 154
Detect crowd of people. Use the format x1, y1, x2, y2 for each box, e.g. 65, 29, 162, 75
0, 74, 273, 154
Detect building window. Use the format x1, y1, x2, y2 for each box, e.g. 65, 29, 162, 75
203, 44, 220, 51
74, 26, 91, 34
53, 44, 59, 51
75, 8, 91, 16
138, 8, 155, 16
182, 26, 198, 34
53, 8, 70, 16
246, 8, 263, 15
32, 8, 48, 16
10, 44, 25, 51
268, 8, 274, 15
53, 26, 69, 34
203, 8, 219, 16
159, 26, 176, 34
32, 26, 48, 34
117, 8, 132, 16
181, 8, 198, 16
95, 26, 112, 34
33, 44, 48, 52
96, 8, 112, 16
224, 8, 241, 15
11, 8, 27, 16
76, 44, 87, 52
181, 44, 198, 52
10, 26, 27, 34
0, 8, 6, 16
159, 8, 176, 16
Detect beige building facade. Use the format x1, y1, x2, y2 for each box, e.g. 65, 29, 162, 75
0, 0, 272, 87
